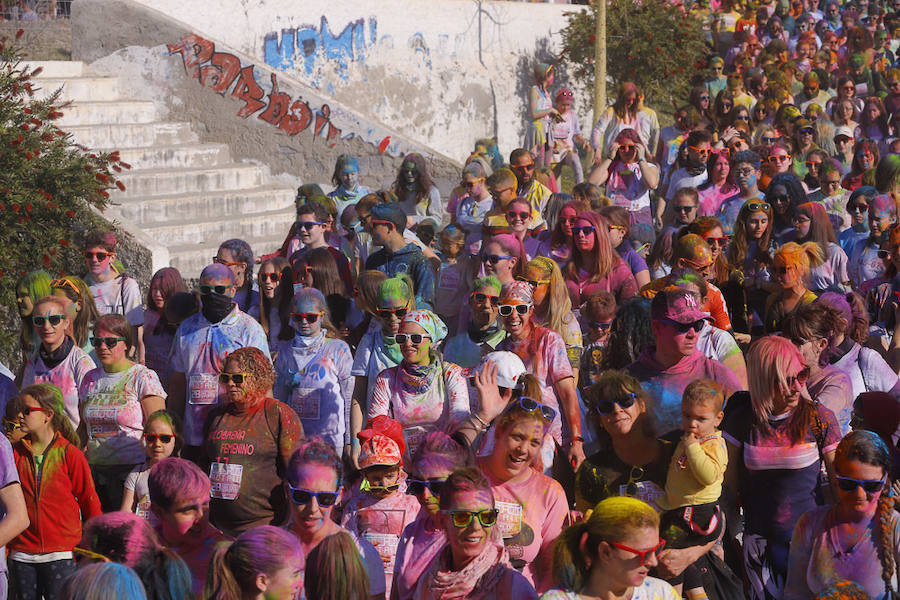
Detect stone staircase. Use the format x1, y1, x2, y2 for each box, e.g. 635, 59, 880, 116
27, 61, 298, 277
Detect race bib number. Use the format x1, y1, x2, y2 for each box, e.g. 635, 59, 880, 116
356, 507, 406, 574
402, 427, 428, 458
85, 400, 118, 439
135, 496, 159, 527
362, 532, 401, 572
290, 387, 320, 420
495, 500, 523, 539
189, 373, 219, 405
209, 462, 243, 500
619, 480, 665, 510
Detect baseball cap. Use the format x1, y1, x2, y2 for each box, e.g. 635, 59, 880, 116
370, 202, 406, 233
358, 434, 402, 469
834, 125, 854, 140
651, 288, 710, 324
470, 351, 527, 389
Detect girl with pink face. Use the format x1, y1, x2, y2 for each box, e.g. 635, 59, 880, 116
697, 150, 739, 217
536, 200, 582, 268
564, 211, 638, 306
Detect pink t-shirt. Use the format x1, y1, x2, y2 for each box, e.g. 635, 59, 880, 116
22, 344, 95, 429
478, 460, 570, 593
391, 516, 445, 600
565, 260, 638, 306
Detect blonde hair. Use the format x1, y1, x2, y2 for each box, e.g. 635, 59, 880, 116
773, 241, 825, 283
525, 257, 575, 338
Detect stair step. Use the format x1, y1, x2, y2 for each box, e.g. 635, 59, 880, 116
32, 77, 120, 102
114, 185, 296, 224
21, 61, 85, 78
57, 101, 158, 126
168, 235, 290, 277
142, 207, 296, 247
98, 143, 231, 170
65, 122, 198, 149
114, 163, 266, 198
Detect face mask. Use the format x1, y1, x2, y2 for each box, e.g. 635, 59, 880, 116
201, 292, 235, 323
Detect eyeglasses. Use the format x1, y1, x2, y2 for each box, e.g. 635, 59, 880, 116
444, 508, 500, 528
406, 479, 444, 496
786, 367, 810, 387
471, 292, 500, 306
674, 205, 697, 213
662, 318, 705, 333
699, 95, 710, 101
734, 115, 750, 121
360, 480, 402, 493
595, 391, 638, 414
624, 465, 645, 496
767, 154, 792, 164
799, 127, 815, 136
504, 396, 557, 422
512, 163, 535, 172
31, 314, 65, 327
289, 310, 324, 325
489, 187, 515, 198
609, 539, 667, 566
515, 276, 550, 288
498, 303, 531, 316
689, 146, 710, 158
848, 203, 869, 213
21, 406, 52, 417
560, 217, 578, 226
734, 168, 755, 177
394, 333, 430, 345
618, 143, 636, 152
461, 178, 484, 188
259, 272, 282, 283
91, 336, 126, 349
287, 483, 339, 507
761, 136, 778, 144
199, 284, 231, 295
589, 321, 612, 330
377, 307, 408, 320
2, 419, 20, 434
705, 236, 729, 248
836, 475, 886, 494
218, 372, 248, 385
506, 211, 530, 221
144, 434, 174, 444
482, 254, 514, 265
83, 251, 110, 261
50, 278, 80, 296
571, 225, 596, 237
212, 257, 243, 267
747, 202, 772, 212
804, 161, 822, 169
298, 221, 325, 231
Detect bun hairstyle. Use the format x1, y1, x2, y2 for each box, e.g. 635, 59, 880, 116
206, 525, 303, 600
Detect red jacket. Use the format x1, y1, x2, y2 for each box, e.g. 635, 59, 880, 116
10, 434, 102, 554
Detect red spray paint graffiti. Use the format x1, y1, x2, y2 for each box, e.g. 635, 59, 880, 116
167, 34, 340, 141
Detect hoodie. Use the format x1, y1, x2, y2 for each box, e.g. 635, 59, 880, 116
366, 243, 436, 310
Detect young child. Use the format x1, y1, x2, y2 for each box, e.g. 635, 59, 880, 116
120, 409, 181, 520
3, 394, 25, 444
434, 224, 471, 335
656, 378, 728, 600
579, 291, 617, 393
9, 383, 102, 600
148, 457, 230, 598
341, 415, 420, 599
550, 88, 587, 185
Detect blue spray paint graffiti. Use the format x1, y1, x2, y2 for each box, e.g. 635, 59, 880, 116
263, 16, 378, 80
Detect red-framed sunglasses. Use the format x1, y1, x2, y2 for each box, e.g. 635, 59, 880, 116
609, 538, 666, 566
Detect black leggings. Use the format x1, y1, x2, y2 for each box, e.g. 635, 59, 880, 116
9, 558, 76, 600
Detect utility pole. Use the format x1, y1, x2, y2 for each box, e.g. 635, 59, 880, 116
593, 0, 606, 121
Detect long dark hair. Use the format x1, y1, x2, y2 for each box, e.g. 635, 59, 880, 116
257, 257, 292, 341
598, 297, 654, 370
392, 153, 435, 201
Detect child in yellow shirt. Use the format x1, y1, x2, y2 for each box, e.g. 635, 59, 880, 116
657, 378, 728, 600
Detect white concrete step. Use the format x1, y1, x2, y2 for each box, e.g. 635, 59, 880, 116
57, 101, 159, 127
169, 235, 289, 277
98, 143, 231, 170
142, 207, 296, 247
65, 122, 198, 149
21, 61, 85, 78
33, 77, 120, 102
115, 163, 266, 198
114, 185, 296, 224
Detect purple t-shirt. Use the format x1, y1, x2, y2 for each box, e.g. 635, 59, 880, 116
616, 243, 649, 278
0, 435, 19, 573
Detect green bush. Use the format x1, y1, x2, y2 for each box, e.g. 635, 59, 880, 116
560, 0, 708, 113
0, 31, 128, 368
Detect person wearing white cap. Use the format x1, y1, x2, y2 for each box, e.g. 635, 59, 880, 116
832, 124, 855, 174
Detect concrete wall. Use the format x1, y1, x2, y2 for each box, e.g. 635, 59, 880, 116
119, 0, 584, 162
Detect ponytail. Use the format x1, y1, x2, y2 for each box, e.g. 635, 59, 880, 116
205, 526, 304, 600
876, 481, 896, 594
206, 542, 243, 600
552, 521, 592, 591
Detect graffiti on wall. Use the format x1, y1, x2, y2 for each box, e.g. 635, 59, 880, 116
263, 16, 377, 79
167, 34, 341, 142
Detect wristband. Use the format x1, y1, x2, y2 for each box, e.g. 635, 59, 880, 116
472, 413, 491, 430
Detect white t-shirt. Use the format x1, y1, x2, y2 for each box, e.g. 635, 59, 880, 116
88, 275, 144, 326
540, 578, 679, 600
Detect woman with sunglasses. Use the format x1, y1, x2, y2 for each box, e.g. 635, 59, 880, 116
282, 439, 387, 598
256, 257, 292, 348
843, 138, 880, 192
723, 336, 841, 600
48, 275, 100, 357
764, 242, 824, 334
564, 211, 637, 307
786, 429, 900, 598
368, 309, 468, 462
21, 296, 95, 430
392, 431, 472, 600
765, 141, 796, 180
504, 197, 541, 261
793, 202, 851, 294
728, 200, 778, 337
842, 187, 879, 281
590, 128, 659, 228
273, 288, 351, 456
77, 314, 166, 512
600, 206, 651, 288
8, 383, 101, 600
291, 247, 352, 333
496, 281, 584, 471
392, 153, 443, 229
712, 89, 735, 132
15, 271, 52, 364
476, 378, 568, 594
202, 346, 303, 536
413, 467, 537, 599
481, 234, 525, 288
140, 268, 185, 390
536, 200, 584, 268
766, 171, 806, 244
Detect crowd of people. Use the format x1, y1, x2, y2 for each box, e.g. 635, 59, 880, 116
8, 0, 900, 598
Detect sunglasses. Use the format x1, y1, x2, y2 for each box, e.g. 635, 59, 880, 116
804, 161, 822, 169
291, 312, 321, 324
609, 539, 667, 566
32, 314, 65, 327
848, 203, 868, 213
774, 265, 793, 275
571, 226, 596, 236
595, 391, 638, 414
589, 321, 612, 330
377, 307, 408, 320
199, 284, 231, 295
799, 127, 815, 136
674, 205, 696, 213
471, 292, 500, 306
482, 254, 514, 265
213, 257, 243, 267
287, 483, 339, 507
218, 372, 248, 385
394, 333, 430, 345
512, 163, 535, 171
786, 367, 811, 387
506, 211, 530, 221
705, 236, 729, 248
761, 136, 778, 143
504, 396, 557, 422
406, 479, 444, 496
618, 143, 636, 152
498, 303, 531, 316
21, 406, 52, 417
836, 475, 885, 494
361, 480, 402, 493
490, 187, 515, 198
747, 202, 772, 212
144, 434, 174, 444
662, 318, 705, 333
689, 146, 710, 157
444, 508, 500, 528
259, 272, 282, 283
50, 278, 80, 296
83, 251, 110, 261
767, 154, 792, 163
734, 115, 750, 121
878, 249, 893, 259
2, 419, 20, 434
515, 276, 550, 288
699, 95, 710, 101
560, 216, 578, 226
298, 221, 325, 231
91, 336, 126, 349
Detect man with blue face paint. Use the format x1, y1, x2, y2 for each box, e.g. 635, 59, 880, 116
168, 264, 270, 461
715, 150, 764, 235
327, 155, 369, 220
